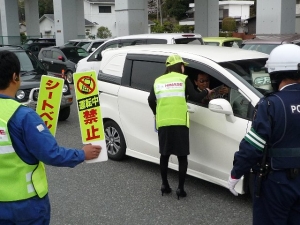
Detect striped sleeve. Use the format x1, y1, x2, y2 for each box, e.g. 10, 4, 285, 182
244, 127, 266, 151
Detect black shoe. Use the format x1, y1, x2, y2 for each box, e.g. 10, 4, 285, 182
161, 184, 172, 196
176, 188, 187, 200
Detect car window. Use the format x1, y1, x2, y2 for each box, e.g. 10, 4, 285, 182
15, 51, 46, 76
52, 50, 61, 59
146, 39, 167, 44
87, 41, 119, 62
131, 60, 166, 91
77, 48, 89, 57
42, 50, 52, 58
175, 38, 202, 44
91, 42, 103, 49
205, 42, 219, 46
241, 44, 278, 54
121, 39, 147, 47
77, 41, 90, 47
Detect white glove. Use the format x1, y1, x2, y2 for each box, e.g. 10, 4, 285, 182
227, 176, 240, 196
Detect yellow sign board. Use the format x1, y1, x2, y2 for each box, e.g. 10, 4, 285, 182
36, 75, 64, 136
73, 70, 108, 162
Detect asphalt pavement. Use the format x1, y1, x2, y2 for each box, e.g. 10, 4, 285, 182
48, 86, 252, 225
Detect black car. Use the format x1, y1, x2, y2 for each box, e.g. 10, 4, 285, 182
22, 42, 56, 57
38, 46, 89, 84
0, 45, 73, 121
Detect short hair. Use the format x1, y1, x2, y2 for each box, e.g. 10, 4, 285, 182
0, 50, 20, 90
165, 62, 183, 74
194, 72, 209, 81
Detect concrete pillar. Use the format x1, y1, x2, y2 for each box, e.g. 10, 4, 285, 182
53, 0, 85, 46
194, 0, 219, 37
256, 0, 296, 34
24, 0, 40, 38
115, 0, 148, 37
0, 0, 20, 44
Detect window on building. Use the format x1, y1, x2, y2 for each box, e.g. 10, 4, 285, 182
99, 6, 111, 13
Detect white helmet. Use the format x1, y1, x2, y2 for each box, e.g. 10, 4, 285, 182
265, 44, 300, 74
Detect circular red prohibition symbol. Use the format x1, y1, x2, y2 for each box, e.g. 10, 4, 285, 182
77, 76, 96, 94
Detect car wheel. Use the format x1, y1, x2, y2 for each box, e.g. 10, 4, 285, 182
104, 120, 126, 161
58, 106, 70, 121
66, 71, 73, 84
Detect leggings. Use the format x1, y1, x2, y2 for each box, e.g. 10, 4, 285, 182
160, 154, 188, 189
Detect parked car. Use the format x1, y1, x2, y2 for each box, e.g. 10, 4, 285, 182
23, 38, 56, 44
76, 33, 204, 76
98, 44, 270, 195
241, 34, 300, 54
64, 39, 91, 47
38, 46, 89, 84
203, 37, 242, 48
81, 39, 108, 53
0, 45, 73, 121
22, 42, 56, 57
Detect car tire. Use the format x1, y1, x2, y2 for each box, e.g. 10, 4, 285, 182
66, 71, 73, 84
58, 106, 70, 121
104, 120, 126, 161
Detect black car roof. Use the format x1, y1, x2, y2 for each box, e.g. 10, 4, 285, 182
41, 46, 84, 50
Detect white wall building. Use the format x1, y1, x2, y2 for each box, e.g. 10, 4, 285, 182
83, 0, 117, 37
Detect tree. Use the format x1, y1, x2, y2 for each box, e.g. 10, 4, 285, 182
97, 26, 112, 39
38, 0, 54, 17
222, 17, 236, 32
163, 0, 190, 21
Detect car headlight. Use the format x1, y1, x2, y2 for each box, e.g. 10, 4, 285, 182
33, 90, 39, 101
16, 90, 25, 100
63, 84, 69, 93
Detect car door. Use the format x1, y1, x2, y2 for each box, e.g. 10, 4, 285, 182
117, 54, 167, 162
180, 60, 258, 185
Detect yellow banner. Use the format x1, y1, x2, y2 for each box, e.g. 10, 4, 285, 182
73, 70, 107, 162
36, 75, 64, 136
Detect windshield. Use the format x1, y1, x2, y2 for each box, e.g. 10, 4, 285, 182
219, 58, 270, 97
175, 38, 203, 45
241, 44, 278, 54
15, 51, 46, 77
61, 48, 89, 60
77, 41, 91, 47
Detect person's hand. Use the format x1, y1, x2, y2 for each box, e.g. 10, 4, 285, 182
83, 143, 101, 160
206, 88, 214, 96
227, 176, 240, 196
219, 86, 229, 95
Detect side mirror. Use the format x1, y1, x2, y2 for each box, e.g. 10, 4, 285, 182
209, 98, 236, 123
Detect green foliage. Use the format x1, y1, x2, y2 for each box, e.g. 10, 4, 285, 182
219, 31, 233, 37
163, 0, 190, 21
222, 17, 237, 32
97, 26, 112, 39
38, 0, 54, 17
151, 20, 194, 33
20, 32, 27, 44
250, 0, 256, 17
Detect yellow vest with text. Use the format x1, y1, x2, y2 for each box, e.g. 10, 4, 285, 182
154, 72, 189, 128
0, 98, 48, 201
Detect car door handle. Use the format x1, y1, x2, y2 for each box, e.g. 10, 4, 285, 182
187, 106, 195, 113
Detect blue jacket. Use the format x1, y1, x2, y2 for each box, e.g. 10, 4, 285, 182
0, 94, 85, 167
231, 83, 300, 178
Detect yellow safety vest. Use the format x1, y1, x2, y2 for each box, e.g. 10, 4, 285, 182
154, 72, 189, 129
0, 98, 48, 201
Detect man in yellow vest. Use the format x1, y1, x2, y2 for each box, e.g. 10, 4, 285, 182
148, 54, 212, 200
0, 50, 101, 224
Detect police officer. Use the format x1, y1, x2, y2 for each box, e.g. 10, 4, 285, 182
148, 54, 212, 199
228, 44, 300, 224
0, 50, 101, 224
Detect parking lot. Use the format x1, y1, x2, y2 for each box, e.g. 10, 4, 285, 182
48, 86, 252, 225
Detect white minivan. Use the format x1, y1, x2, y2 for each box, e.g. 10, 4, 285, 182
97, 44, 270, 195
76, 33, 203, 75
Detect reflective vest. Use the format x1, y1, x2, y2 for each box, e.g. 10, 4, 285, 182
0, 98, 48, 201
154, 72, 189, 128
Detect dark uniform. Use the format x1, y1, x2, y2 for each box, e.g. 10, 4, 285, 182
231, 83, 300, 225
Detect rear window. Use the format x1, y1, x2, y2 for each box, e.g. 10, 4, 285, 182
175, 38, 203, 45
241, 44, 278, 54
